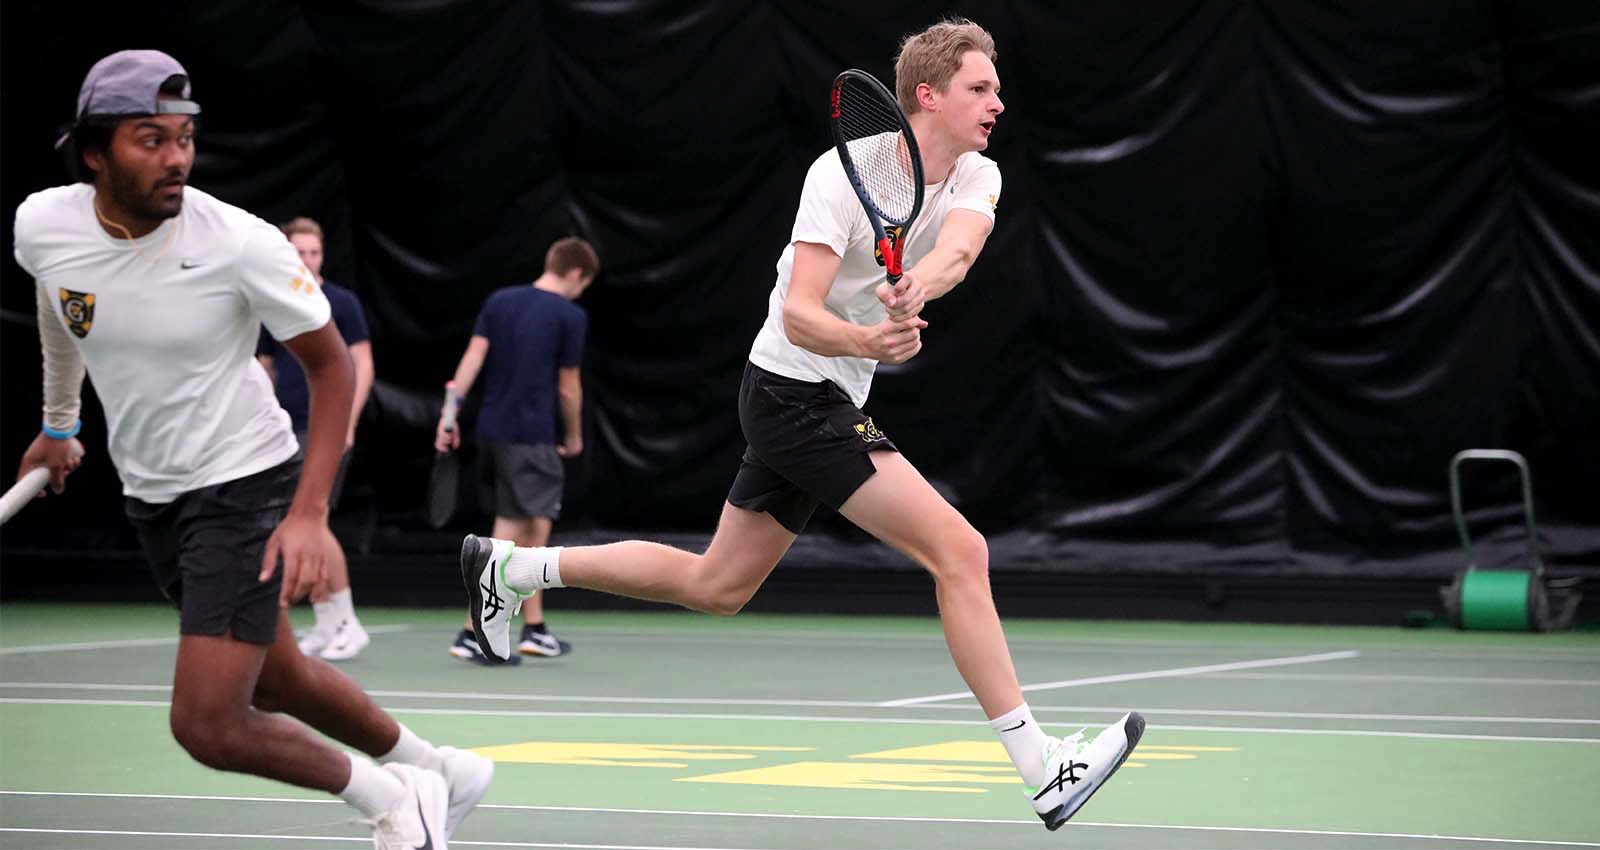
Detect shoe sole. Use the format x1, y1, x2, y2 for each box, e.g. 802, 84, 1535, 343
518, 640, 571, 657
460, 535, 512, 664
1038, 712, 1146, 831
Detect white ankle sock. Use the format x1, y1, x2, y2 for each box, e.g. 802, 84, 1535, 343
991, 703, 1050, 787
337, 752, 405, 818
311, 597, 338, 631
328, 588, 356, 623
377, 723, 443, 773
505, 544, 563, 592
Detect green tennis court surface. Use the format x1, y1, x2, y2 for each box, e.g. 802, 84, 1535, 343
2, 603, 1596, 848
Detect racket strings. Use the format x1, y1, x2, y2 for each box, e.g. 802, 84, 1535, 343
836, 83, 918, 224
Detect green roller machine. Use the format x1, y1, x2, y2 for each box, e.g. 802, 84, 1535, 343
1441, 449, 1581, 631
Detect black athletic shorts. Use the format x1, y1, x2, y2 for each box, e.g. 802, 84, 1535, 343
124, 457, 301, 645
478, 441, 564, 520
727, 362, 897, 534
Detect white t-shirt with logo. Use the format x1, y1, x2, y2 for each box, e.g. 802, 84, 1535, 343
748, 145, 1001, 407
13, 184, 331, 503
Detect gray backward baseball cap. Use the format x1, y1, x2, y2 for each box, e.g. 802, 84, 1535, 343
62, 50, 200, 138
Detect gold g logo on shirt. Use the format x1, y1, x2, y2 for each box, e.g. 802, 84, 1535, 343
58, 289, 96, 339
872, 226, 904, 269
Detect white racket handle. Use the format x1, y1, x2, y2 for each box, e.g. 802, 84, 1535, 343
0, 441, 85, 525
441, 382, 462, 432
0, 467, 51, 525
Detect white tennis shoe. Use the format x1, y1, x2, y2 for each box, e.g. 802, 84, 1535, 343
439, 746, 494, 839
297, 624, 335, 656
369, 763, 449, 850
1028, 712, 1145, 831
319, 619, 370, 661
461, 535, 529, 664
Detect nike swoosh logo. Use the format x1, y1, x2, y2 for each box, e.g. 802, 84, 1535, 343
543, 562, 549, 584
179, 260, 204, 269
413, 798, 434, 850
1000, 719, 1027, 732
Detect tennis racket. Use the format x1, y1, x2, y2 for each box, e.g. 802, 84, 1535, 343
1, 440, 85, 525
830, 69, 925, 285
426, 383, 462, 529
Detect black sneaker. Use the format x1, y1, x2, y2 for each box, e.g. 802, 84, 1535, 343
518, 625, 572, 657
449, 629, 520, 666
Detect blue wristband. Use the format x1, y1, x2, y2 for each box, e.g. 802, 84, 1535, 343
42, 419, 81, 440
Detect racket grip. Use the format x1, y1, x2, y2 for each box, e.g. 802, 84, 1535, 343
1, 440, 86, 524
441, 382, 462, 432
0, 468, 51, 525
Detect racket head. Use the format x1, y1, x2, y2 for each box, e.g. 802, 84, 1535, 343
426, 450, 460, 529
830, 69, 925, 234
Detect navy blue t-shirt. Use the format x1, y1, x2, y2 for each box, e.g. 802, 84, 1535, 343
472, 286, 587, 445
257, 281, 371, 433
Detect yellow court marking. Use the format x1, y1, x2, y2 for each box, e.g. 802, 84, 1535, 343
474, 742, 812, 769
681, 761, 1021, 793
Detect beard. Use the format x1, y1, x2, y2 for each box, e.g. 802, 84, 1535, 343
104, 160, 185, 222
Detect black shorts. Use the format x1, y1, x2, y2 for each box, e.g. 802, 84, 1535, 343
124, 457, 300, 645
727, 362, 897, 534
478, 441, 564, 519
294, 432, 352, 511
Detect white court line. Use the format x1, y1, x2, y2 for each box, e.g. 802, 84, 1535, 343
0, 624, 411, 655
880, 650, 1361, 706
3, 682, 1597, 726
471, 629, 1600, 661
3, 698, 1596, 743
1203, 672, 1600, 687
2, 794, 1597, 848
0, 830, 756, 850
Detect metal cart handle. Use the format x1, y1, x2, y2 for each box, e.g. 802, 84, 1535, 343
1448, 449, 1542, 574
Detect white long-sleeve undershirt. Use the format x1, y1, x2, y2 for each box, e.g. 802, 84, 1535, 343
35, 283, 85, 432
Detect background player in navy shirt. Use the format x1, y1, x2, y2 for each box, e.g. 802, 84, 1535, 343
435, 237, 598, 662
258, 217, 375, 660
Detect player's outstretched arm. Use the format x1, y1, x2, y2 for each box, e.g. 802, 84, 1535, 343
893, 209, 994, 314
784, 241, 927, 364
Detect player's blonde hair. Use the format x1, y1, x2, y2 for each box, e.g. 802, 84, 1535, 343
893, 18, 997, 115
280, 216, 324, 242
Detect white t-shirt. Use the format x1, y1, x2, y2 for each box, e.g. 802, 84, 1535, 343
14, 184, 331, 503
748, 145, 1001, 407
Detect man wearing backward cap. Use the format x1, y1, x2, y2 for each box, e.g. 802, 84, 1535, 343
11, 49, 491, 849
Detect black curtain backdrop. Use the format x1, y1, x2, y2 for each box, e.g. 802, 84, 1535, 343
3, 0, 1596, 584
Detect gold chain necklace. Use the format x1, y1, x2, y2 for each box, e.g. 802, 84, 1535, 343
94, 194, 177, 266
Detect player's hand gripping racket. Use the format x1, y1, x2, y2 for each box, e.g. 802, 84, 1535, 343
830, 69, 925, 286
2, 440, 85, 526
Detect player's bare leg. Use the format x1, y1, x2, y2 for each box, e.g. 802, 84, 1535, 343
252, 616, 400, 753
170, 625, 356, 790
839, 449, 1144, 830
254, 615, 496, 838
555, 501, 796, 614
837, 450, 1022, 716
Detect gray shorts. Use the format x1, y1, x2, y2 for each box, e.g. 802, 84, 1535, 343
478, 441, 564, 519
